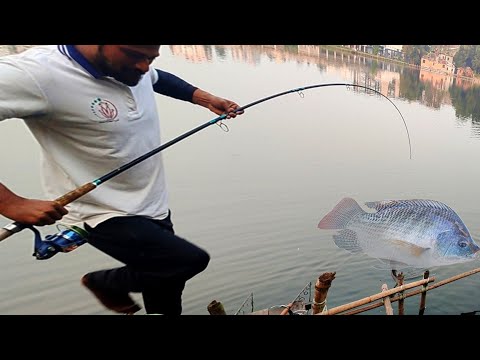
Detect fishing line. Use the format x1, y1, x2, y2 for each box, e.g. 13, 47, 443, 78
228, 82, 412, 160
0, 82, 411, 243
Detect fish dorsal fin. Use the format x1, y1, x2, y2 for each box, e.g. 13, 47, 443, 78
389, 239, 430, 257
318, 197, 364, 230
365, 199, 455, 212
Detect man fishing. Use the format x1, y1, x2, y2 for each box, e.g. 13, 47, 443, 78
0, 45, 244, 315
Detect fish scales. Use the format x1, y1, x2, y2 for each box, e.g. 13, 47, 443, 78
318, 198, 480, 270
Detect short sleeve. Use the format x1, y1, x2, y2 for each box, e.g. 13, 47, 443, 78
0, 56, 49, 121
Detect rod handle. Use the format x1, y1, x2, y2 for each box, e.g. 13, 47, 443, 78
0, 221, 24, 242
54, 182, 96, 206
0, 182, 97, 243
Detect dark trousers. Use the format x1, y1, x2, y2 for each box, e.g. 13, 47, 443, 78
83, 212, 210, 315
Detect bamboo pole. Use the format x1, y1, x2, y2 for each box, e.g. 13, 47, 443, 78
207, 300, 227, 315
340, 267, 480, 315
318, 276, 434, 315
395, 272, 405, 315
418, 270, 429, 315
381, 284, 394, 315
341, 301, 383, 315
312, 272, 336, 314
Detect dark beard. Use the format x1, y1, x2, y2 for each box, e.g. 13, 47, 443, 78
94, 45, 144, 86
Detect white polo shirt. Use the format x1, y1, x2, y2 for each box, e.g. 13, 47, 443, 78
0, 45, 170, 228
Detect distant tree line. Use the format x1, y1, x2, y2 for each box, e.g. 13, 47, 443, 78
402, 45, 431, 66
454, 46, 480, 75
401, 45, 480, 75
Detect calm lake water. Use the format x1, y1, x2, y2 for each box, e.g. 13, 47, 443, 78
1, 45, 480, 315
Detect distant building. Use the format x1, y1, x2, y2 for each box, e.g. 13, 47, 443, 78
383, 45, 403, 59
420, 50, 455, 75
456, 66, 474, 78
343, 45, 403, 59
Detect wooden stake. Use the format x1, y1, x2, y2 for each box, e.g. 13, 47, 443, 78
395, 272, 405, 315
208, 300, 227, 315
418, 270, 429, 315
312, 272, 336, 314
381, 284, 394, 315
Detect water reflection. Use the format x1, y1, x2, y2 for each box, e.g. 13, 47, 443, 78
5, 44, 480, 135
170, 45, 480, 125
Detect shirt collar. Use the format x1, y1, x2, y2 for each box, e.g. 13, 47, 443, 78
59, 45, 105, 79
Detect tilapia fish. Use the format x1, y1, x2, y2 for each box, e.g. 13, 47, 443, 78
318, 198, 480, 269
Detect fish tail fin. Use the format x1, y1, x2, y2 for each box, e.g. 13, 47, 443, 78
318, 197, 364, 229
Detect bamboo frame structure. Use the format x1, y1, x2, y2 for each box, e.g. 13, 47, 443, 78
319, 276, 435, 315
207, 267, 480, 315
339, 267, 480, 315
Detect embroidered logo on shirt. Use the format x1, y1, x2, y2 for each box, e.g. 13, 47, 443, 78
90, 98, 119, 122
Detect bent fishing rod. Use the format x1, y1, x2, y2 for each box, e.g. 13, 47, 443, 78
0, 82, 411, 242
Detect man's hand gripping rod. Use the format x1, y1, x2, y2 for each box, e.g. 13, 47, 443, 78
0, 183, 96, 241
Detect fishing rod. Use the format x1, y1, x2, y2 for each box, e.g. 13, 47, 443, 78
0, 82, 412, 250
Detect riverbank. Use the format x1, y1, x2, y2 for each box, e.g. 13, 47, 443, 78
324, 45, 480, 85
324, 45, 420, 70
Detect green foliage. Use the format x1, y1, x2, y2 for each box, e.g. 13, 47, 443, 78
284, 45, 298, 54
454, 46, 480, 74
403, 45, 431, 66
449, 83, 480, 122
399, 67, 425, 102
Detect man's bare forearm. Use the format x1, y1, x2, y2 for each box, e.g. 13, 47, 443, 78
192, 89, 214, 108
0, 183, 23, 216
0, 183, 68, 225
192, 89, 243, 118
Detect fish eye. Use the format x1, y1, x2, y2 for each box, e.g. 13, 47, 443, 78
458, 240, 467, 248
